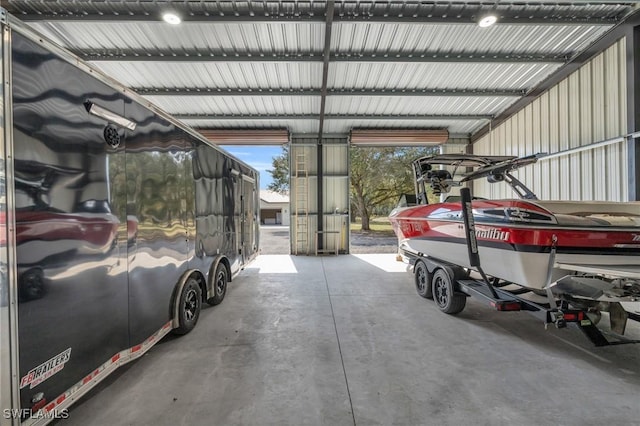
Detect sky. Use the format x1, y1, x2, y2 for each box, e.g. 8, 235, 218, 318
221, 145, 285, 190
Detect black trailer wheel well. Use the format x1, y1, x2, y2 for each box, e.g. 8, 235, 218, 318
170, 270, 205, 327
219, 257, 232, 283
205, 256, 233, 302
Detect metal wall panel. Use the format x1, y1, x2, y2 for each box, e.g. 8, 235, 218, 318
290, 139, 318, 254
322, 140, 349, 253
473, 39, 628, 202
324, 143, 348, 175
442, 138, 469, 155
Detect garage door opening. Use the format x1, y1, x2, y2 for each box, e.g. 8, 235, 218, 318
348, 129, 453, 254
220, 144, 291, 255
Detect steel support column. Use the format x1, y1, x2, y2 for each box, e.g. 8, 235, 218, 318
316, 0, 335, 252
627, 25, 640, 201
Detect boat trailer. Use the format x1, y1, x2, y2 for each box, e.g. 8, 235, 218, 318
405, 187, 640, 347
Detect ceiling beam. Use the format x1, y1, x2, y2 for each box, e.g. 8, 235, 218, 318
175, 113, 492, 120
77, 50, 567, 63
319, 0, 335, 139
136, 88, 525, 97
11, 13, 622, 26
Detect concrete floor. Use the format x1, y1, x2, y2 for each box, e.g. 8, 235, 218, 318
259, 225, 399, 255
66, 254, 640, 426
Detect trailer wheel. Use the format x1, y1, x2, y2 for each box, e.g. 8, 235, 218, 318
414, 260, 432, 299
173, 277, 202, 335
432, 269, 466, 314
207, 263, 227, 306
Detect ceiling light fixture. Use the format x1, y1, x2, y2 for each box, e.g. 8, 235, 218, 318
478, 14, 497, 28
162, 12, 182, 25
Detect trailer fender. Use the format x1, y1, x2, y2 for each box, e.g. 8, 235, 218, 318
418, 257, 468, 283
171, 270, 205, 331
206, 255, 231, 306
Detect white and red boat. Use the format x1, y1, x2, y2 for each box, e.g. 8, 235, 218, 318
389, 154, 640, 303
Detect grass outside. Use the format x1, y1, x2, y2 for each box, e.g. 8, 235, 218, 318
350, 216, 394, 234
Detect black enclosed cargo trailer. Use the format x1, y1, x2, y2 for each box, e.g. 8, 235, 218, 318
0, 10, 260, 425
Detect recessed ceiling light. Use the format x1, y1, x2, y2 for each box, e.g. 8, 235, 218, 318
162, 12, 181, 25
478, 15, 497, 28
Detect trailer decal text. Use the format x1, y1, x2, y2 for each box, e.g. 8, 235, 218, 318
20, 348, 72, 389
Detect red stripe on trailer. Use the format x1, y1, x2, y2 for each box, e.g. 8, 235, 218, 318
27, 322, 174, 424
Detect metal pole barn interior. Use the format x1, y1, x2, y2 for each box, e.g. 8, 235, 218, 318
4, 1, 640, 255
2, 3, 640, 425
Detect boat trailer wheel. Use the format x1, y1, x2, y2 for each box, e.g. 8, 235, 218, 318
414, 260, 433, 299
432, 269, 466, 315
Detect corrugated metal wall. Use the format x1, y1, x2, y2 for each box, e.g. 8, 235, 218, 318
473, 39, 628, 201
289, 137, 350, 254
442, 138, 469, 155
323, 139, 349, 253
290, 138, 318, 254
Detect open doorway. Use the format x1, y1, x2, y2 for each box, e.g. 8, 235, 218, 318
221, 145, 291, 255
349, 145, 441, 254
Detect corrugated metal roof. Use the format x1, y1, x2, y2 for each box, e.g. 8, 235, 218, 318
4, 1, 637, 139
29, 21, 325, 54
260, 190, 290, 203
328, 62, 561, 90
94, 62, 322, 90
332, 23, 610, 56
326, 96, 517, 115
145, 95, 320, 115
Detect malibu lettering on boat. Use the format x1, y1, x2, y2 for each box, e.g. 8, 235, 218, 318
20, 348, 72, 389
475, 228, 510, 241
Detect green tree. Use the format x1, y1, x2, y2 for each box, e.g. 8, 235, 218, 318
266, 144, 440, 231
267, 145, 289, 193
350, 146, 439, 231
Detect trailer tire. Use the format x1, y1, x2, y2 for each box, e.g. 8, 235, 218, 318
207, 263, 227, 306
173, 277, 202, 335
414, 260, 433, 299
432, 269, 466, 314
